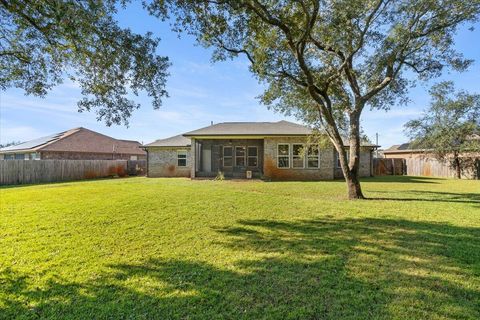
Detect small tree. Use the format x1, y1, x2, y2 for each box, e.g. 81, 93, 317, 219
150, 0, 479, 199
404, 82, 480, 179
1, 0, 170, 126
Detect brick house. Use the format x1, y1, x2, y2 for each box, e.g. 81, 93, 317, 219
382, 143, 428, 159
143, 121, 378, 180
0, 127, 145, 160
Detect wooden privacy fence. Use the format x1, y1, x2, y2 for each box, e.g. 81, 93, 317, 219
404, 158, 456, 178
0, 160, 129, 185
126, 160, 147, 176
374, 157, 478, 179
373, 158, 406, 176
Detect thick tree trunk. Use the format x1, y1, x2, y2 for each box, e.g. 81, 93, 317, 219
345, 113, 365, 199
308, 94, 365, 199
332, 112, 365, 200
345, 169, 364, 199
331, 140, 365, 199
453, 153, 461, 179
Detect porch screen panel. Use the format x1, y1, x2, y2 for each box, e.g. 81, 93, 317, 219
223, 146, 233, 167
247, 146, 258, 167
235, 146, 246, 167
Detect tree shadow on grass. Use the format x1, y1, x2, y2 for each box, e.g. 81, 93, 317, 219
365, 176, 446, 184
1, 218, 479, 319
368, 189, 480, 206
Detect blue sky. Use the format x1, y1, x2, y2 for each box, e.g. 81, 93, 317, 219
1, 3, 479, 148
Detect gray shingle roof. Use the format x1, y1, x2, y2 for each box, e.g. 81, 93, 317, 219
143, 134, 191, 147
383, 143, 413, 153
183, 120, 312, 136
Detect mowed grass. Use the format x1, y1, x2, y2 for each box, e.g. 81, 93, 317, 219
0, 176, 479, 320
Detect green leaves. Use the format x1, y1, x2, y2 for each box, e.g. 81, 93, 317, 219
0, 0, 170, 126
405, 82, 480, 176
153, 0, 479, 127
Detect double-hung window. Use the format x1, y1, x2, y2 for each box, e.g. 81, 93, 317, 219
292, 144, 304, 168
177, 150, 187, 167
277, 144, 290, 168
307, 145, 320, 168
247, 146, 258, 167
223, 146, 233, 167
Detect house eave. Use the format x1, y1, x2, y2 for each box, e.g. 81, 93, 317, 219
183, 134, 310, 139
142, 145, 191, 149
383, 149, 431, 154
0, 148, 40, 154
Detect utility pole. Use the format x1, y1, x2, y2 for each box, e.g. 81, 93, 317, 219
375, 133, 379, 158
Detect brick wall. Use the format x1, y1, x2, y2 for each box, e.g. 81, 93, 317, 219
333, 148, 373, 178
147, 147, 191, 178
41, 151, 145, 160
263, 137, 335, 180
264, 137, 373, 180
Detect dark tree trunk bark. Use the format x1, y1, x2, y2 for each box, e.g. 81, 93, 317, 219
345, 169, 364, 199
454, 152, 461, 179
333, 111, 365, 200
307, 91, 365, 199
346, 113, 365, 199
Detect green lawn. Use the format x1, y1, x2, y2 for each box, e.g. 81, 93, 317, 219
0, 176, 479, 319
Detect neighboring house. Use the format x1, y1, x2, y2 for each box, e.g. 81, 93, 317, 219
143, 121, 378, 180
382, 143, 429, 159
384, 138, 480, 159
383, 142, 479, 179
0, 127, 146, 160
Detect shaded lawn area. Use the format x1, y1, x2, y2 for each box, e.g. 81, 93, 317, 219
0, 176, 479, 319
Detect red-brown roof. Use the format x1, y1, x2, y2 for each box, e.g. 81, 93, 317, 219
0, 127, 145, 156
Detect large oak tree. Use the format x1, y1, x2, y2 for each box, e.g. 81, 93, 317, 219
150, 0, 479, 198
1, 0, 169, 125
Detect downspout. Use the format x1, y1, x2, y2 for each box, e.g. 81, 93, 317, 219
371, 145, 380, 177
143, 147, 149, 177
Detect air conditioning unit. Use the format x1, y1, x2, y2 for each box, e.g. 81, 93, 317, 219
246, 170, 252, 179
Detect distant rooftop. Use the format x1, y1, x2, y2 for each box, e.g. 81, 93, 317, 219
0, 128, 81, 152
0, 127, 145, 155
143, 134, 191, 148
384, 143, 412, 152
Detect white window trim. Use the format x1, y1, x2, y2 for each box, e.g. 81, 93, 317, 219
277, 143, 290, 169
223, 146, 233, 167
235, 146, 247, 167
292, 143, 305, 169
307, 145, 320, 169
177, 150, 188, 167
247, 146, 258, 168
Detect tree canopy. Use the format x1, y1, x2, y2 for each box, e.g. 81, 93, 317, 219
405, 82, 480, 179
150, 0, 480, 198
1, 0, 169, 125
